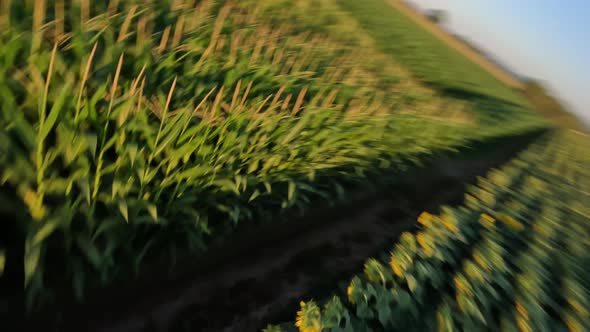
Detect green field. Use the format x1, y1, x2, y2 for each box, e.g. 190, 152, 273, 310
336, 0, 527, 107
0, 0, 571, 317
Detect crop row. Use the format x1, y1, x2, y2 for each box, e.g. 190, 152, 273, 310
0, 0, 547, 309
265, 131, 590, 332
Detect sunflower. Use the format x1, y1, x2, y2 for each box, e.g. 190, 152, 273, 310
564, 313, 584, 332
417, 211, 433, 226
499, 214, 524, 231
481, 213, 495, 223
473, 250, 490, 271
295, 301, 322, 332
464, 261, 484, 282
400, 232, 417, 252
347, 277, 361, 303
480, 190, 496, 206
516, 316, 533, 332
568, 298, 589, 317
441, 215, 459, 232
465, 193, 479, 208
389, 255, 404, 277
454, 274, 472, 296
515, 301, 529, 320
479, 213, 495, 229
417, 232, 434, 257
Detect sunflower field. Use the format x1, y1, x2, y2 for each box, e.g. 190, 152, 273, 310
265, 130, 590, 332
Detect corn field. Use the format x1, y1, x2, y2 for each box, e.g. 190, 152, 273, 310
0, 0, 548, 312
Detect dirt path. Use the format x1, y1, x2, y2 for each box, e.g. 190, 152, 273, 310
26, 132, 543, 332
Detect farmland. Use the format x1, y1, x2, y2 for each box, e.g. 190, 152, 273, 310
0, 0, 586, 330
265, 131, 590, 332
384, 0, 524, 91
339, 0, 525, 105
337, 0, 586, 131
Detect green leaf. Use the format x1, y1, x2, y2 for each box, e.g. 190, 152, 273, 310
111, 180, 121, 199
32, 218, 60, 246
280, 115, 309, 146
247, 159, 259, 173
102, 134, 118, 154
13, 116, 36, 150
119, 200, 129, 222
77, 176, 91, 204
261, 156, 278, 172
39, 82, 72, 142
263, 181, 272, 194
24, 242, 41, 286
127, 143, 138, 165
249, 189, 261, 202
147, 204, 158, 222
395, 289, 412, 309
376, 288, 393, 327
407, 274, 418, 293
213, 179, 240, 195
86, 133, 98, 158
288, 181, 295, 202
178, 165, 212, 180
224, 69, 239, 88
356, 300, 374, 319
154, 122, 183, 157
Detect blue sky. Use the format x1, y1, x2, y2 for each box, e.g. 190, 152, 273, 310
409, 0, 590, 124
